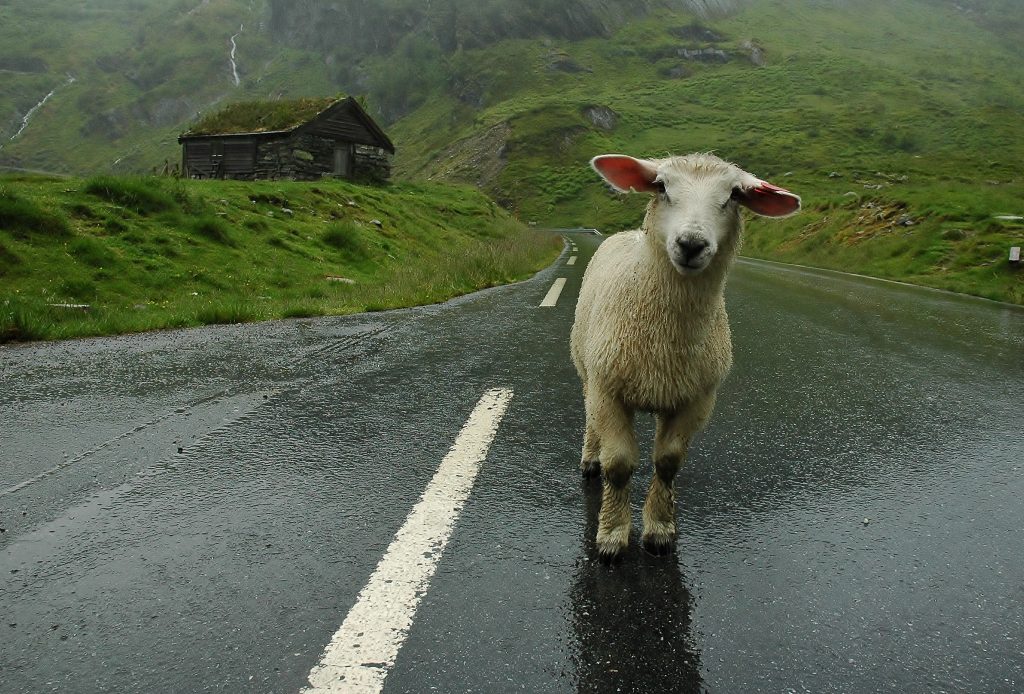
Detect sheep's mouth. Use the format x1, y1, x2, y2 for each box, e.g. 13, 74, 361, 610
671, 254, 712, 275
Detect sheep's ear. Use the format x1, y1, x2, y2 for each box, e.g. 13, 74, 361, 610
735, 180, 801, 217
590, 155, 661, 194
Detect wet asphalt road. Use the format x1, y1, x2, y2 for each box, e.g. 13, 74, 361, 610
2, 231, 1023, 694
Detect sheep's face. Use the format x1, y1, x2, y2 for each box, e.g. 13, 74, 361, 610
591, 153, 801, 277
649, 162, 749, 275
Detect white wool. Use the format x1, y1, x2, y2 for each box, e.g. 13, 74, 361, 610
570, 152, 793, 558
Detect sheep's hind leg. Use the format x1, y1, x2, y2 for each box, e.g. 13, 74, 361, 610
643, 395, 716, 556
580, 422, 601, 479
590, 392, 637, 560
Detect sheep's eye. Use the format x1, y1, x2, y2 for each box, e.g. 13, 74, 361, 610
722, 187, 741, 209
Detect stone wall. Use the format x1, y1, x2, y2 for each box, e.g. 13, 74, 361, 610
251, 134, 391, 182
353, 144, 392, 182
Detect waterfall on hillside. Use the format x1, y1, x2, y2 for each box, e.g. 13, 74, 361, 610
230, 24, 243, 86
9, 74, 76, 142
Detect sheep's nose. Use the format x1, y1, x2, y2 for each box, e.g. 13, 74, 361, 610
677, 238, 709, 261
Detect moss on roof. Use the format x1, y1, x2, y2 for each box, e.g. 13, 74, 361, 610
184, 96, 345, 136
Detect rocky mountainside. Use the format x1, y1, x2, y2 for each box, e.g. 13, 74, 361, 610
266, 0, 680, 122
268, 0, 663, 54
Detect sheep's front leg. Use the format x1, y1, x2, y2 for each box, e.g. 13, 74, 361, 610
590, 390, 637, 559
642, 393, 716, 556
580, 381, 601, 478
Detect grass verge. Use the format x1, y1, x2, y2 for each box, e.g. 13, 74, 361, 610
0, 175, 563, 343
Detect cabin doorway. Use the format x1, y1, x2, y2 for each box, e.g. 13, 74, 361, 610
334, 145, 353, 178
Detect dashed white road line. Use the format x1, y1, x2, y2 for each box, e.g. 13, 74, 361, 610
303, 388, 514, 694
540, 278, 567, 307
567, 256, 577, 266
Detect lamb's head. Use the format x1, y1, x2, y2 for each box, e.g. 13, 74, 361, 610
591, 153, 801, 276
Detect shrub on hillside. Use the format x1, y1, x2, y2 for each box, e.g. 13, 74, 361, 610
0, 240, 22, 274
164, 178, 206, 214
59, 278, 98, 300
0, 187, 71, 239
322, 221, 368, 260
69, 237, 114, 267
0, 298, 46, 343
189, 216, 235, 246
66, 202, 100, 219
83, 176, 176, 215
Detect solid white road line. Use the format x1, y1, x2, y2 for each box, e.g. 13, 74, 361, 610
303, 388, 514, 694
567, 256, 577, 266
540, 278, 567, 307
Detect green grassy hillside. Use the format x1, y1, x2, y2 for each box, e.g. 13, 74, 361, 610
1, 0, 1021, 304
0, 175, 561, 342
390, 0, 1024, 303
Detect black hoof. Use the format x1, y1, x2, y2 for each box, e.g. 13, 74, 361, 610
581, 460, 601, 480
597, 549, 624, 566
642, 537, 675, 557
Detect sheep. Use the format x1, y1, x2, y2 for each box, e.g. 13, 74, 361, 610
570, 152, 800, 559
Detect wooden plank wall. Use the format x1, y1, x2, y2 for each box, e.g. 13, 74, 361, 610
303, 103, 378, 147
183, 126, 390, 181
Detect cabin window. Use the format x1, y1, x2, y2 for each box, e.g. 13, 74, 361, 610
334, 145, 353, 177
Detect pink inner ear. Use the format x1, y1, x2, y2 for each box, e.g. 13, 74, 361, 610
739, 181, 801, 217
591, 155, 660, 193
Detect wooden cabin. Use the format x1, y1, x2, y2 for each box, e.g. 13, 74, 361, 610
178, 96, 395, 182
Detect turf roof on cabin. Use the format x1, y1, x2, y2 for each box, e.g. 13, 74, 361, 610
184, 96, 345, 136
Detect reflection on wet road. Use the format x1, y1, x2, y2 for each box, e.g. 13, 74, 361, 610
1, 232, 1022, 694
